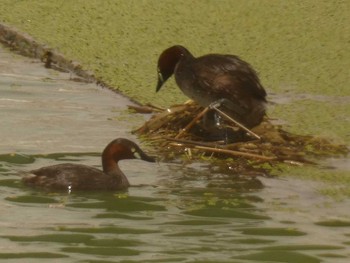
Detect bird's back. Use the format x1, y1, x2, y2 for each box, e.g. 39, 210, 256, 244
23, 163, 116, 191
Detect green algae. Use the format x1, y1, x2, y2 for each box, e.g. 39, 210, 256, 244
1, 1, 349, 142
0, 0, 349, 102
1, 0, 349, 136
270, 98, 350, 143
0, 0, 349, 196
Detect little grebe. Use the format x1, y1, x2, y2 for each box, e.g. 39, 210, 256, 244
22, 138, 155, 191
156, 45, 267, 129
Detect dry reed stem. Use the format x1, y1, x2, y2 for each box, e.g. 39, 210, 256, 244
166, 137, 275, 161
175, 107, 210, 139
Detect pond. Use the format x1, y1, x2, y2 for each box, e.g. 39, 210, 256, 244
1, 44, 350, 262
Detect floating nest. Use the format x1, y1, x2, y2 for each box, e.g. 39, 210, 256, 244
130, 102, 348, 175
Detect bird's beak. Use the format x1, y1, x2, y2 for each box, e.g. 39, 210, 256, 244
139, 151, 156, 163
156, 79, 163, 92
156, 71, 164, 92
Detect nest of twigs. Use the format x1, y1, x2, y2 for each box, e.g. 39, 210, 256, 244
130, 101, 348, 175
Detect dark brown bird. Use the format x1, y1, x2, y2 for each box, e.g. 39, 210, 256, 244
22, 138, 155, 191
156, 45, 267, 129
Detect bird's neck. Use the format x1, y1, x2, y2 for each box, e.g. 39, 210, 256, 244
103, 161, 130, 188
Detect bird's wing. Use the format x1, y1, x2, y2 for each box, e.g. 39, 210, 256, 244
193, 54, 267, 100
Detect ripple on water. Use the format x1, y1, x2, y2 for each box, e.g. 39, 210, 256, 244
1, 45, 350, 262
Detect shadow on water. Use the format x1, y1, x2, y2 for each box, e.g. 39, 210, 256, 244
1, 46, 350, 262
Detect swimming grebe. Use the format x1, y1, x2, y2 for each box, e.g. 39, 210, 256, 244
22, 138, 155, 191
156, 45, 267, 129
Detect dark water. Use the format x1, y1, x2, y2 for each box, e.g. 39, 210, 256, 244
1, 45, 350, 262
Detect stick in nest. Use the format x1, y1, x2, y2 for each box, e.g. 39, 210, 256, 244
174, 102, 261, 141
210, 105, 261, 140
167, 137, 275, 161
175, 107, 210, 139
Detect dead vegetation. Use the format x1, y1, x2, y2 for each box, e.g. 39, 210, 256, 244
130, 102, 348, 175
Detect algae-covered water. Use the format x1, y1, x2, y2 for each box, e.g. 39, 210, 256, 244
0, 0, 349, 140
0, 1, 350, 262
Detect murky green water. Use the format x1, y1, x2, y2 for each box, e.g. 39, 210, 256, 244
1, 45, 350, 263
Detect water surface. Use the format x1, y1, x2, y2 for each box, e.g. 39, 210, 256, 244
1, 45, 350, 262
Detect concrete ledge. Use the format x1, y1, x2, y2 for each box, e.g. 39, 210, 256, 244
0, 23, 96, 81
0, 22, 137, 103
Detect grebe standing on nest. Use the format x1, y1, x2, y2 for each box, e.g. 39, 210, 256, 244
156, 45, 267, 131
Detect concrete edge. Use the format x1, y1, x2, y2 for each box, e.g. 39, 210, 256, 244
0, 22, 139, 104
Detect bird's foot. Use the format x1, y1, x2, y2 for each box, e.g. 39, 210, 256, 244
209, 98, 230, 109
